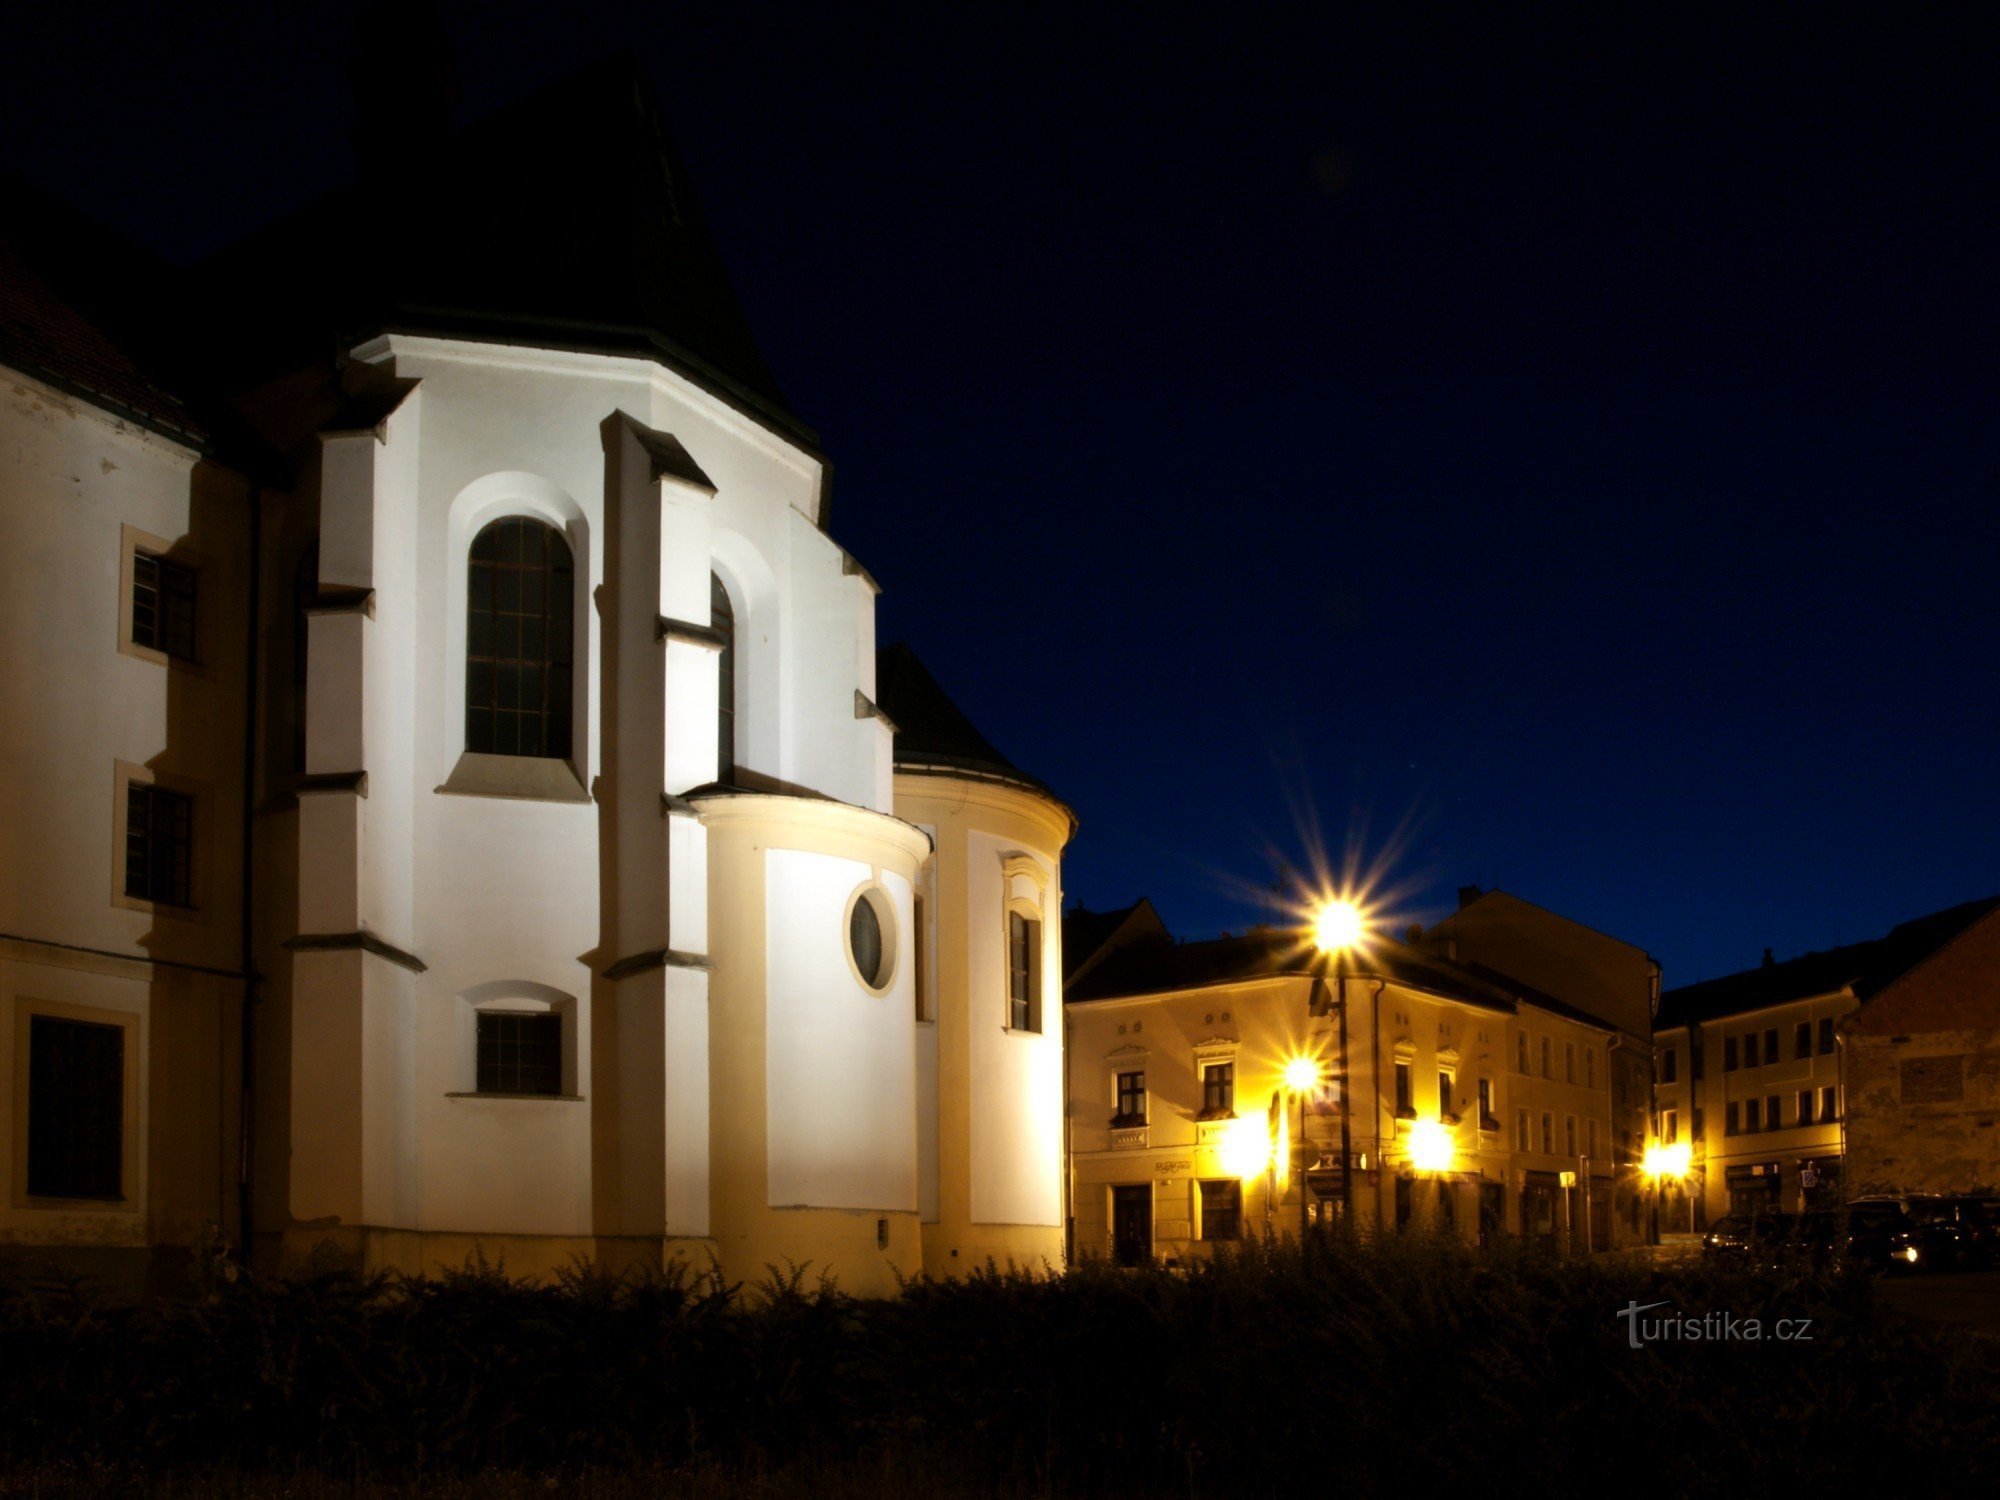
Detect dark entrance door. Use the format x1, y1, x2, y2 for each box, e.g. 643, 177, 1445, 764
1478, 1182, 1506, 1248
1111, 1185, 1152, 1267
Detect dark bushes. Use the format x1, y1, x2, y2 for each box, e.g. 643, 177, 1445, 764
3, 1230, 1998, 1495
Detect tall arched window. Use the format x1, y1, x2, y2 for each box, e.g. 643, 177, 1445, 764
467, 518, 574, 759
711, 571, 735, 779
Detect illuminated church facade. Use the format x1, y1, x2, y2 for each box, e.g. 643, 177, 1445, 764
0, 49, 1069, 1293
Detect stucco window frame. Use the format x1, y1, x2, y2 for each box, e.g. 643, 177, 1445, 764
1192, 1037, 1239, 1122
447, 983, 583, 1100
11, 997, 143, 1213
117, 523, 212, 674
843, 880, 900, 998
110, 759, 212, 923
1000, 854, 1048, 1036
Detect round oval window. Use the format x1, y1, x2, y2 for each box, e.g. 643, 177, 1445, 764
850, 892, 887, 990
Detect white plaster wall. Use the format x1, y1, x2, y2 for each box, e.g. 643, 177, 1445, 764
764, 850, 916, 1211
965, 831, 1064, 1227
0, 373, 239, 970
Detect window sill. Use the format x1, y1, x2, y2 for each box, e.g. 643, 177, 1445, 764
1195, 1108, 1237, 1123
446, 1091, 586, 1102
1109, 1114, 1148, 1130
437, 752, 590, 804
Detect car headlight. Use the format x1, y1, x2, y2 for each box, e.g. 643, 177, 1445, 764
1903, 1246, 1920, 1264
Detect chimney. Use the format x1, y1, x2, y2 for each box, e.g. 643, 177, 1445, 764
1762, 948, 1775, 968
1456, 885, 1482, 910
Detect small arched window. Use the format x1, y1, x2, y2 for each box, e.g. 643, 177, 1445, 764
467, 518, 574, 759
711, 571, 736, 779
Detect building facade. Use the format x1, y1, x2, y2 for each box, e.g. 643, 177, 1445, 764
1652, 897, 1998, 1224
1064, 893, 1654, 1262
0, 54, 1066, 1292
1844, 904, 2000, 1198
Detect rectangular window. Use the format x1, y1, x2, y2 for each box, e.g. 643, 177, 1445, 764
1438, 1070, 1454, 1119
124, 783, 193, 908
1198, 1179, 1242, 1241
131, 551, 197, 662
1821, 1085, 1839, 1121
1794, 1021, 1811, 1060
1692, 1106, 1704, 1137
1477, 1077, 1494, 1125
1516, 1109, 1529, 1150
1745, 1097, 1761, 1132
475, 1012, 562, 1096
1724, 1035, 1739, 1071
1585, 1047, 1596, 1089
1660, 1047, 1677, 1084
1766, 1094, 1780, 1129
1201, 1062, 1234, 1117
1743, 1033, 1759, 1068
1394, 1061, 1413, 1117
1663, 1108, 1678, 1144
1007, 912, 1042, 1032
1818, 1018, 1835, 1055
1115, 1069, 1146, 1124
26, 1016, 125, 1200
1540, 1112, 1554, 1154
1797, 1090, 1814, 1126
1763, 1029, 1778, 1063
1725, 1101, 1740, 1135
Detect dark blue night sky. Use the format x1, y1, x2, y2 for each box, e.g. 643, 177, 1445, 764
7, 3, 1995, 984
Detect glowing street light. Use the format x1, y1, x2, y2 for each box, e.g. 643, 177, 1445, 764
1219, 1115, 1274, 1180
1313, 898, 1366, 954
1406, 1116, 1456, 1174
1643, 1138, 1697, 1236
1283, 1055, 1322, 1094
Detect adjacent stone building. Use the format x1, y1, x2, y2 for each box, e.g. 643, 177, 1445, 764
1653, 896, 2000, 1223
1844, 904, 2000, 1197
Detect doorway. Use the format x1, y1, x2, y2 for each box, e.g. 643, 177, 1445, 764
1111, 1184, 1152, 1267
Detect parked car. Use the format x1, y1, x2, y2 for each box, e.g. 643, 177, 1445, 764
1791, 1206, 1924, 1274
1702, 1212, 1794, 1265
1848, 1195, 1968, 1271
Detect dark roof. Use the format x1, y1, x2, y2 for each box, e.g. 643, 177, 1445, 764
1063, 899, 1166, 983
192, 55, 811, 449
1066, 925, 1533, 1016
0, 183, 204, 444
876, 644, 1058, 799
1657, 895, 2000, 1029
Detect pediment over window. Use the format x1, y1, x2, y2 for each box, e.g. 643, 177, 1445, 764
1105, 1043, 1149, 1060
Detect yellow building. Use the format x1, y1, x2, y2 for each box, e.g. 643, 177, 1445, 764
1064, 902, 1642, 1260
1656, 897, 2000, 1224
877, 647, 1074, 1276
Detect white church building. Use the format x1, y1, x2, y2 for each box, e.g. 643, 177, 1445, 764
0, 48, 1070, 1294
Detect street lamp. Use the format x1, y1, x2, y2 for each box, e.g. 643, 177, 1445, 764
1283, 1054, 1322, 1235
1642, 1140, 1696, 1235
1311, 897, 1368, 1224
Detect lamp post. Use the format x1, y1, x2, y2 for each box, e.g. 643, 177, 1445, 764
1284, 1054, 1321, 1236
1312, 899, 1366, 1225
